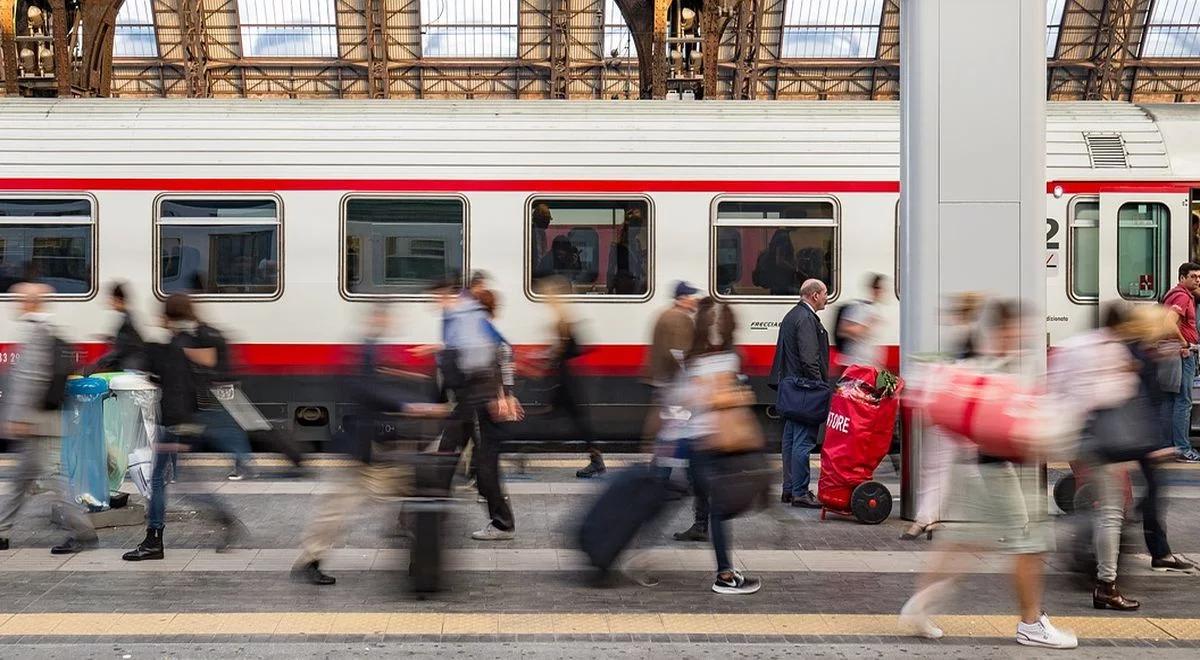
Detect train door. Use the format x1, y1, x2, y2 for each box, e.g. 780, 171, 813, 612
1097, 193, 1178, 308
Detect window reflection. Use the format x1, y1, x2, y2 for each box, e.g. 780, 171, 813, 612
530, 198, 650, 296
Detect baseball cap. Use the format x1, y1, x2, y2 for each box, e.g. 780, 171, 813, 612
674, 281, 700, 299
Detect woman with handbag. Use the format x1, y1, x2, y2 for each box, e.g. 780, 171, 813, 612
672, 298, 764, 595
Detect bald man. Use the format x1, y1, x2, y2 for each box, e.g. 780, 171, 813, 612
768, 278, 831, 509
0, 282, 98, 554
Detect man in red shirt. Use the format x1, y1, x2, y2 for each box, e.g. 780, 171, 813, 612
1162, 262, 1200, 463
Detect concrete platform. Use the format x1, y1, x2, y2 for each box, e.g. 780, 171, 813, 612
1, 453, 1199, 658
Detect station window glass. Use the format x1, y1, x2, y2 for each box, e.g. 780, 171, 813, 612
1116, 202, 1169, 301
529, 198, 651, 297
343, 197, 465, 297
157, 198, 281, 297
0, 198, 94, 296
1069, 200, 1099, 301
713, 199, 837, 298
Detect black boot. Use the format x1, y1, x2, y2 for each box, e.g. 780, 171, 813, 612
673, 522, 709, 542
50, 535, 98, 555
122, 528, 164, 561
1093, 580, 1140, 611
576, 457, 606, 479
292, 560, 336, 585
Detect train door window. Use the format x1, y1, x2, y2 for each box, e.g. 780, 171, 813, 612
342, 196, 465, 298
711, 198, 838, 299
528, 197, 651, 298
1190, 189, 1200, 264
156, 197, 282, 298
0, 197, 95, 297
1116, 202, 1169, 301
1068, 199, 1099, 302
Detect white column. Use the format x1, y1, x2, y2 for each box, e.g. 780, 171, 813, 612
899, 0, 1047, 520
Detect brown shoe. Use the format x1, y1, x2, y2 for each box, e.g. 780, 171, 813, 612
1093, 580, 1140, 611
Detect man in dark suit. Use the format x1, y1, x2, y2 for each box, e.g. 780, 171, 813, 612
768, 278, 830, 508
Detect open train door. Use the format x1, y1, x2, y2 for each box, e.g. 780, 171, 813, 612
1096, 192, 1182, 308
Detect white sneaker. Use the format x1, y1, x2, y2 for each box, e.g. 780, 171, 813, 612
471, 523, 514, 541
898, 595, 944, 639
1016, 613, 1078, 650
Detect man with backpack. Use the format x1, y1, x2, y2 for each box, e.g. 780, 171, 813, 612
0, 282, 98, 554
835, 274, 887, 371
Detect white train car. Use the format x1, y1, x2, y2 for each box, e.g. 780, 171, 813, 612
0, 99, 1197, 446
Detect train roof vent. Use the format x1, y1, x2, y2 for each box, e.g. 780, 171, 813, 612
1083, 132, 1129, 168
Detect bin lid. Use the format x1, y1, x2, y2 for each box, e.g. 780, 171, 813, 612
89, 371, 128, 383
109, 374, 157, 392
66, 377, 109, 396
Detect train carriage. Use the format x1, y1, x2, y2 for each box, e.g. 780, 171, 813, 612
2, 99, 1198, 448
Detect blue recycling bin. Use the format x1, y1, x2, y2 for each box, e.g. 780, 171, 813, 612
61, 377, 110, 512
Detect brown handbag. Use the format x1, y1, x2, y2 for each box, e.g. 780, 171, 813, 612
702, 374, 765, 454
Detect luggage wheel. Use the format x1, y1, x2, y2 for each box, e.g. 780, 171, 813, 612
850, 481, 892, 525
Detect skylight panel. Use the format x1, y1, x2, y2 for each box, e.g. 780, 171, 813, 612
780, 0, 885, 59
1142, 0, 1200, 58
113, 0, 158, 58
421, 0, 519, 59
237, 0, 338, 58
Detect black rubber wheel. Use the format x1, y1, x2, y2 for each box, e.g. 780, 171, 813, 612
1053, 474, 1077, 514
850, 481, 892, 524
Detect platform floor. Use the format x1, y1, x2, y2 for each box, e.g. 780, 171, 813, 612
1, 453, 1199, 658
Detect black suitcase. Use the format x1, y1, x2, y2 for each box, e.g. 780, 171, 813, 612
408, 499, 446, 596
578, 465, 671, 571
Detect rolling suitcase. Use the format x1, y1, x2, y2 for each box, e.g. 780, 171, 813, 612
578, 465, 671, 571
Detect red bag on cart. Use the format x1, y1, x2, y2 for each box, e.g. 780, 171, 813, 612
818, 365, 903, 513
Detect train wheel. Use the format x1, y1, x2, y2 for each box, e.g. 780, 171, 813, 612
1053, 475, 1077, 514
850, 481, 892, 525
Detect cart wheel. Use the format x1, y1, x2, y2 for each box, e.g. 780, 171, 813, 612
1053, 474, 1077, 514
850, 481, 892, 524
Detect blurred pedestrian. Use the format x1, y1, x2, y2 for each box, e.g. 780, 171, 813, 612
0, 282, 98, 555
1161, 262, 1200, 463
769, 278, 829, 508
90, 281, 146, 373
644, 281, 699, 391
537, 277, 604, 478
901, 292, 983, 541
900, 300, 1077, 650
188, 309, 254, 481
122, 294, 242, 561
438, 280, 517, 541
835, 273, 886, 370
293, 304, 445, 585
673, 298, 761, 594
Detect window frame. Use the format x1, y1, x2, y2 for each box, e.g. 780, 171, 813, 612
153, 193, 284, 302
1115, 200, 1171, 302
1066, 195, 1100, 305
523, 193, 655, 304
338, 193, 470, 302
0, 193, 99, 301
708, 194, 842, 304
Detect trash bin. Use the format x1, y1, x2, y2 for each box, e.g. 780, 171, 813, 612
106, 373, 160, 498
61, 377, 110, 512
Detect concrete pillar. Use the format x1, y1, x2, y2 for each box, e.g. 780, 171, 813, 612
898, 0, 1047, 520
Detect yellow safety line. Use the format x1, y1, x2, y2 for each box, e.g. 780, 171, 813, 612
0, 612, 1193, 638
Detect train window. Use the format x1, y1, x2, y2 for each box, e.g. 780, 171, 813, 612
1116, 202, 1169, 301
1068, 199, 1099, 301
342, 196, 465, 297
528, 197, 651, 298
156, 197, 281, 298
0, 197, 95, 297
712, 199, 838, 299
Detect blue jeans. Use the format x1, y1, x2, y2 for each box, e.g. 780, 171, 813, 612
147, 445, 174, 530
197, 408, 252, 472
781, 420, 817, 497
1168, 354, 1196, 454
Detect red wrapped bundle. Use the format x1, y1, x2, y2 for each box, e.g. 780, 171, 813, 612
818, 365, 903, 513
918, 363, 1080, 462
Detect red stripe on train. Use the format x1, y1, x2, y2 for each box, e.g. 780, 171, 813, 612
0, 342, 901, 378
0, 177, 1189, 195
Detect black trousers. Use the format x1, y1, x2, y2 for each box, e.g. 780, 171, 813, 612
442, 380, 514, 532
552, 373, 599, 461
1138, 455, 1171, 559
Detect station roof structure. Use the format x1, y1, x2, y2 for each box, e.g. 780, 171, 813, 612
5, 0, 1200, 101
